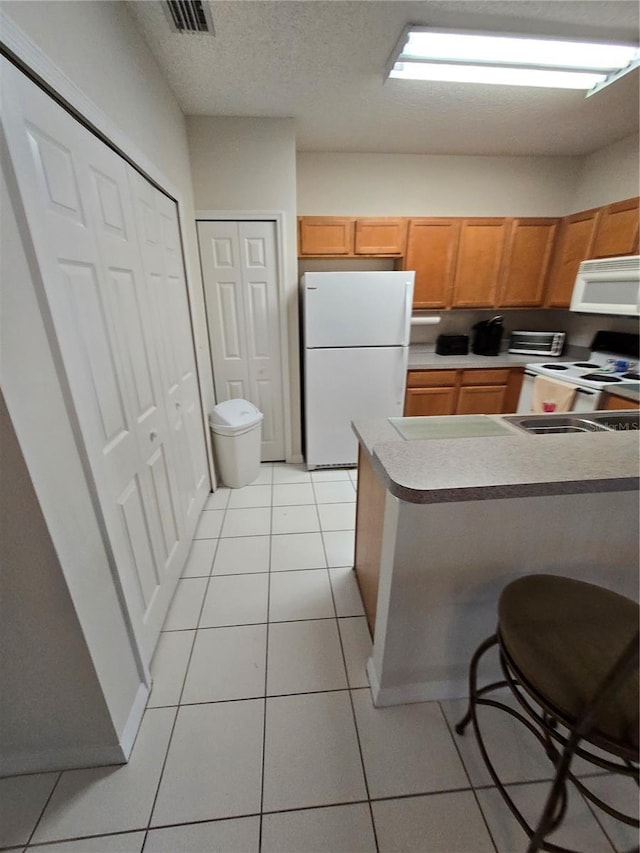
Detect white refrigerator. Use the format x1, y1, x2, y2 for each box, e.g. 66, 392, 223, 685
302, 270, 415, 469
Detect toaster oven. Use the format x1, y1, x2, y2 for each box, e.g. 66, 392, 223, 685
508, 331, 565, 356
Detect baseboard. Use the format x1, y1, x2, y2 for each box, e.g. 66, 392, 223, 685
0, 743, 126, 778
0, 682, 149, 778
118, 681, 149, 759
367, 659, 468, 706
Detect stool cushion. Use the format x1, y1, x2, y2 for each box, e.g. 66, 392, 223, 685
498, 575, 639, 753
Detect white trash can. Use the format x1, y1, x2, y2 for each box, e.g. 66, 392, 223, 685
209, 399, 263, 488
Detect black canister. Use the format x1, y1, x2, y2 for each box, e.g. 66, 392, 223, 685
471, 316, 504, 356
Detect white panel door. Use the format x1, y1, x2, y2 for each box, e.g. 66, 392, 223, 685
128, 172, 209, 535
1, 59, 205, 661
198, 220, 285, 460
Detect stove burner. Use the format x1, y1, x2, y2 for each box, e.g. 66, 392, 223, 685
573, 362, 599, 368
542, 364, 569, 370
581, 373, 622, 383
622, 372, 640, 381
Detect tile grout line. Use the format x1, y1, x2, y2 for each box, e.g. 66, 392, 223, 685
22, 771, 63, 850
314, 469, 381, 853
437, 699, 501, 853
258, 464, 275, 852
140, 485, 231, 851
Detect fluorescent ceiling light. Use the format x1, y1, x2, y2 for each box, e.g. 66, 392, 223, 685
386, 26, 639, 93
390, 63, 607, 90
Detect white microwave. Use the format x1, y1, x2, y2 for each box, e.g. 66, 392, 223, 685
571, 255, 640, 317
509, 330, 566, 356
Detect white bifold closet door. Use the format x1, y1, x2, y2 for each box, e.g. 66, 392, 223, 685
1, 59, 208, 663
198, 220, 285, 461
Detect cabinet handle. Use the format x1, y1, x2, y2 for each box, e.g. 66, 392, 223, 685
149, 431, 158, 442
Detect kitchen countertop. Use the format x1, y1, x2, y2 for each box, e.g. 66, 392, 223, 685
352, 415, 639, 505
407, 344, 588, 371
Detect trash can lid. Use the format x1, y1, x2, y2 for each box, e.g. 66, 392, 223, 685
209, 399, 263, 430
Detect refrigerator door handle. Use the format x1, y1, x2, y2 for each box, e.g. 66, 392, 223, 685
403, 281, 413, 345
396, 348, 408, 407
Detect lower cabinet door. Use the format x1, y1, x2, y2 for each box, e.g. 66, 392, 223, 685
456, 385, 507, 415
404, 387, 457, 416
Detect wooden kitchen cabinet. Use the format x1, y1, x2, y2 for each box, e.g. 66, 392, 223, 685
451, 219, 509, 308
354, 218, 407, 255
458, 367, 523, 414
545, 208, 601, 308
591, 197, 639, 259
354, 445, 386, 634
405, 387, 458, 416
298, 217, 354, 255
404, 367, 523, 415
405, 369, 457, 415
498, 218, 558, 307
600, 393, 640, 411
404, 219, 460, 309
456, 385, 508, 414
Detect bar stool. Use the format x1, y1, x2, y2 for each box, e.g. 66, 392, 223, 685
455, 574, 639, 853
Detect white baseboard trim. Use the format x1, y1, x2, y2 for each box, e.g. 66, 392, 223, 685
0, 743, 126, 778
0, 683, 149, 778
367, 659, 468, 706
118, 682, 149, 760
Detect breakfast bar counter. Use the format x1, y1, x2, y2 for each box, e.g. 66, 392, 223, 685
351, 414, 639, 707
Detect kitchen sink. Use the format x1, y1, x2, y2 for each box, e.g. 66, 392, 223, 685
586, 411, 640, 432
505, 415, 613, 435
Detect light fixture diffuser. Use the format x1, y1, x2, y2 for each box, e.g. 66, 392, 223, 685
386, 26, 639, 93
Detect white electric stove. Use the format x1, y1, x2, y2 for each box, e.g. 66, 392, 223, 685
517, 331, 640, 413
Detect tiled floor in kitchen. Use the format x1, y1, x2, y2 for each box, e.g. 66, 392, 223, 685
2, 463, 636, 853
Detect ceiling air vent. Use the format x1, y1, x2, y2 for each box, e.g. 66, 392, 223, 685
164, 1, 214, 35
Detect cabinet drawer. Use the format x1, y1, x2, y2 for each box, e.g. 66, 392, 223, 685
407, 369, 458, 387
460, 369, 509, 385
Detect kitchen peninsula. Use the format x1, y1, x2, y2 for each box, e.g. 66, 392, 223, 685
352, 415, 639, 707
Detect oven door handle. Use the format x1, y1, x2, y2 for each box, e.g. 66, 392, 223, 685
575, 388, 598, 396
524, 370, 538, 378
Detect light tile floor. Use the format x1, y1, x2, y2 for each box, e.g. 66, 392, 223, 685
2, 463, 636, 852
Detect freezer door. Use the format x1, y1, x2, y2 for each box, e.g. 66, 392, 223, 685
303, 271, 414, 348
305, 346, 408, 468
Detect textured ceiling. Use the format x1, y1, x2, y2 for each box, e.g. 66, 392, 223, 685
127, 0, 640, 157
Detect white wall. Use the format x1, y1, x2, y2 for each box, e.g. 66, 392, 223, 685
0, 394, 119, 775
572, 133, 640, 211
296, 152, 581, 217
187, 116, 302, 460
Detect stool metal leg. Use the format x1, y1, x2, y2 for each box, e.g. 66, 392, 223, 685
455, 634, 499, 735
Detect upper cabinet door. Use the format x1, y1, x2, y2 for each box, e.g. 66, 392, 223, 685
404, 219, 460, 309
545, 209, 600, 308
354, 218, 408, 255
498, 218, 558, 307
298, 217, 354, 255
451, 219, 509, 308
591, 197, 639, 259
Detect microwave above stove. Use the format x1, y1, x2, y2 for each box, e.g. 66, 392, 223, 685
508, 331, 566, 356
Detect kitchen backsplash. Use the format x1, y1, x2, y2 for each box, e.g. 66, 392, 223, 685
410, 309, 639, 349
